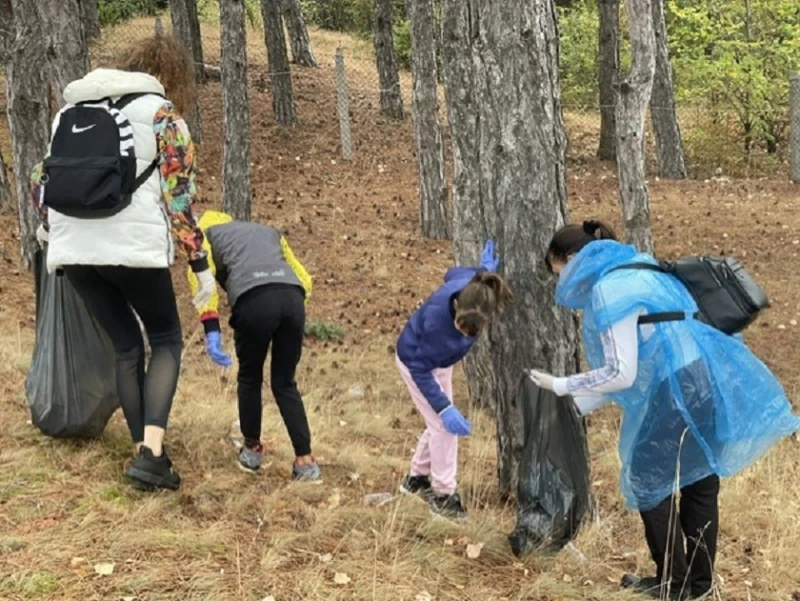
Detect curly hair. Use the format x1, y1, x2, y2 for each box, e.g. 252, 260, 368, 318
117, 34, 195, 116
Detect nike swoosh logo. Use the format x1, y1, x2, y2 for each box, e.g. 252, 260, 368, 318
72, 124, 97, 133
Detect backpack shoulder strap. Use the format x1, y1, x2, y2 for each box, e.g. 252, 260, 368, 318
112, 92, 166, 112
607, 262, 669, 275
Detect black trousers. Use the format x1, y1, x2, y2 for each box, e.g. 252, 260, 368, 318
63, 265, 183, 444
231, 284, 311, 457
639, 475, 720, 598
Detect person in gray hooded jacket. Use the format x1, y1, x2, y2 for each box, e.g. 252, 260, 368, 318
187, 210, 318, 480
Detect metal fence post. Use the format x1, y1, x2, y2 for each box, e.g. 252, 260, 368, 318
791, 73, 800, 184
154, 17, 164, 36
335, 47, 353, 161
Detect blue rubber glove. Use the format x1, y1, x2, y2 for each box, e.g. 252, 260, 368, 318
439, 405, 472, 436
205, 331, 233, 367
481, 239, 500, 272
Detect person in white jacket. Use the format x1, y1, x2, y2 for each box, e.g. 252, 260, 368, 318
30, 35, 216, 492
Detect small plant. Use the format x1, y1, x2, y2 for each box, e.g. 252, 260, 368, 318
305, 320, 345, 342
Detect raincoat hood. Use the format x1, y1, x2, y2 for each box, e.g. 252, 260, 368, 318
63, 68, 165, 105
198, 210, 234, 232
555, 240, 646, 311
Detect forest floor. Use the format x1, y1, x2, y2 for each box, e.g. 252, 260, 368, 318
1, 19, 800, 601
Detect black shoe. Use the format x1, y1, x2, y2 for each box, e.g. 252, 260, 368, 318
126, 446, 181, 491
621, 574, 687, 600
399, 474, 432, 498
429, 492, 467, 521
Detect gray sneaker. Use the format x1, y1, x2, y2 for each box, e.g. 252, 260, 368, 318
292, 461, 321, 481
238, 444, 264, 473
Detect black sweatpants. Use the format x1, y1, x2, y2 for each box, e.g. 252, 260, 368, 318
639, 475, 720, 598
63, 265, 183, 444
230, 284, 311, 457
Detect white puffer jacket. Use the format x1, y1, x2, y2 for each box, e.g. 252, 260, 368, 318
46, 68, 176, 273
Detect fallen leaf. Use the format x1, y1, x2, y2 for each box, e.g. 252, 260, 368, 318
465, 542, 484, 559
339, 420, 348, 427
415, 592, 433, 601
93, 562, 115, 576
333, 572, 351, 585
319, 553, 333, 563
122, 597, 135, 601
563, 574, 573, 583
327, 489, 342, 510
443, 539, 455, 547
260, 597, 276, 601
348, 472, 360, 482
70, 557, 85, 567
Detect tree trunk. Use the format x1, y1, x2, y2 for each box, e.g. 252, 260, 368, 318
649, 0, 686, 179
260, 0, 296, 126
407, 0, 449, 239
5, 0, 55, 270
282, 0, 317, 67
441, 0, 580, 495
597, 0, 619, 161
79, 0, 100, 41
616, 0, 655, 253
220, 0, 252, 221
0, 148, 10, 209
374, 0, 404, 120
45, 0, 89, 98
169, 0, 205, 142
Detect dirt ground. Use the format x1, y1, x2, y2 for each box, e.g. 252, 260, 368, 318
1, 23, 799, 601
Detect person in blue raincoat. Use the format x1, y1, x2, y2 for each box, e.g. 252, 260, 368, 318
528, 221, 800, 600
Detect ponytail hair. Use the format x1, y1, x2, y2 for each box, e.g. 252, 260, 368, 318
454, 271, 514, 337
545, 220, 617, 272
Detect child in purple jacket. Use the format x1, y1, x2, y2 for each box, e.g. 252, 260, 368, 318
395, 241, 513, 519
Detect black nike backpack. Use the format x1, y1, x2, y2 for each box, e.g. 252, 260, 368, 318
40, 93, 163, 219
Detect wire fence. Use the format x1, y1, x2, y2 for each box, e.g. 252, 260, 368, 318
2, 16, 797, 181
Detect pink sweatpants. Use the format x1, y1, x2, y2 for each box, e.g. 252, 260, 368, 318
396, 354, 458, 496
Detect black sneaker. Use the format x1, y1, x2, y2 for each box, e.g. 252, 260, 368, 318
126, 446, 181, 491
399, 474, 432, 498
429, 492, 467, 521
621, 574, 687, 600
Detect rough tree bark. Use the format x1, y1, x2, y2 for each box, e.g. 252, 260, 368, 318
374, 0, 404, 120
282, 0, 317, 67
649, 0, 686, 179
5, 0, 55, 269
0, 148, 10, 209
616, 0, 655, 253
442, 0, 580, 494
169, 0, 205, 142
597, 0, 619, 161
407, 0, 449, 239
220, 0, 252, 220
260, 0, 296, 125
45, 0, 90, 99
79, 0, 100, 41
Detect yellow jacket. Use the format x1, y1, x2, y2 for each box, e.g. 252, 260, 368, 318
187, 210, 312, 324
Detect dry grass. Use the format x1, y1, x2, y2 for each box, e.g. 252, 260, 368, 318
2, 19, 800, 601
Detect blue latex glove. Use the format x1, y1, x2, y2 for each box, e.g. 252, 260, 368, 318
481, 240, 500, 272
205, 331, 233, 367
439, 406, 472, 436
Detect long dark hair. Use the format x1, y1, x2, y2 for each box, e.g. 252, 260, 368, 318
545, 220, 618, 272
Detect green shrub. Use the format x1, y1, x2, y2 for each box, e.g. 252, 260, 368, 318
98, 0, 168, 28
305, 320, 346, 342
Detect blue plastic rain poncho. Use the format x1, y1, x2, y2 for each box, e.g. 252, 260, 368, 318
556, 240, 800, 511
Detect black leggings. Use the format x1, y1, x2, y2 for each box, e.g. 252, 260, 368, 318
639, 475, 720, 598
63, 265, 183, 444
231, 284, 310, 456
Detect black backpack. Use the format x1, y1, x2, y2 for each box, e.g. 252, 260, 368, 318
610, 256, 769, 334
41, 93, 163, 219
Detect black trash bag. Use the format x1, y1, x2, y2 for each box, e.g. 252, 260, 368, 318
508, 374, 592, 556
25, 248, 119, 438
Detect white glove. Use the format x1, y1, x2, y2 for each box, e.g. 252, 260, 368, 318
36, 224, 49, 246
193, 268, 216, 310
528, 369, 557, 392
